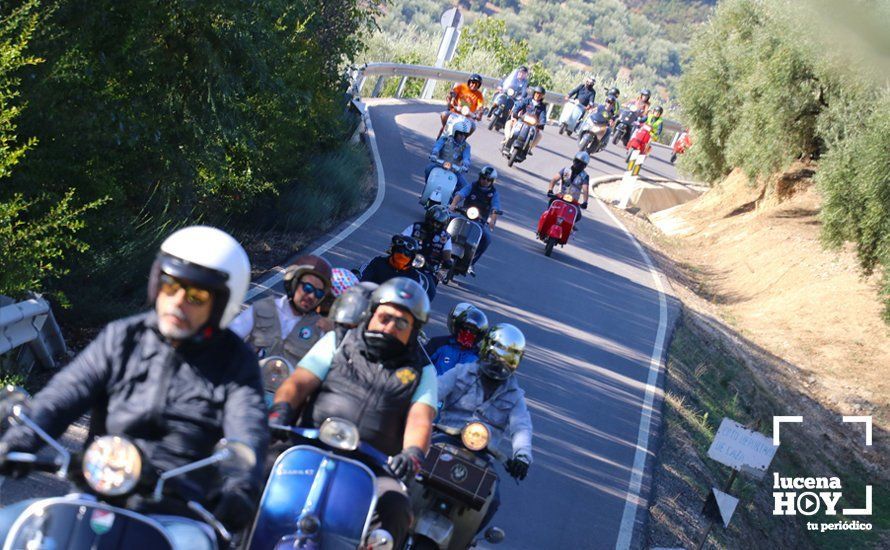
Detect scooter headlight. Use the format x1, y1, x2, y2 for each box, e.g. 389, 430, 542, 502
461, 422, 490, 451
82, 436, 142, 496
443, 161, 452, 170
319, 418, 360, 451
460, 105, 471, 116
466, 207, 481, 220
412, 254, 426, 269
260, 356, 293, 393
506, 88, 515, 97
563, 194, 574, 203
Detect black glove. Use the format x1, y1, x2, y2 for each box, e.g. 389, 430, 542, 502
580, 201, 588, 209
505, 455, 530, 480
546, 190, 555, 198
268, 402, 296, 426
212, 487, 257, 532
388, 446, 424, 482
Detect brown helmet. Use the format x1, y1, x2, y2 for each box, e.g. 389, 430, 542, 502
283, 255, 333, 300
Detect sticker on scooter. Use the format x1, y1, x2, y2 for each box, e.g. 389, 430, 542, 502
90, 509, 116, 535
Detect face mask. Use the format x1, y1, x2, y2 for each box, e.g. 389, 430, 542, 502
389, 253, 411, 270
363, 330, 408, 362
572, 161, 585, 172
456, 329, 477, 349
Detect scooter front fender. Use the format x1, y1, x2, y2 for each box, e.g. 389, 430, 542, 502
548, 224, 564, 240
247, 445, 377, 549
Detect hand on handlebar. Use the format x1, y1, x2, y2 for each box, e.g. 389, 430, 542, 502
505, 454, 530, 480
389, 446, 424, 482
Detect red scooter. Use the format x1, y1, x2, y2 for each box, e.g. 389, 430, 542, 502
671, 130, 691, 164
625, 121, 653, 163
536, 193, 580, 257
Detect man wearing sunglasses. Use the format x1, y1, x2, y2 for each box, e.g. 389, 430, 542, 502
0, 226, 268, 545
268, 277, 437, 547
229, 255, 333, 369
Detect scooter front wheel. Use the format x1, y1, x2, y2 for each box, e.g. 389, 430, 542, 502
559, 123, 567, 135
442, 264, 456, 285
508, 148, 520, 167
544, 236, 557, 257
489, 117, 498, 131
670, 152, 678, 164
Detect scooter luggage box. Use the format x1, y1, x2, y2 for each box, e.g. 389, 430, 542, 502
418, 445, 497, 511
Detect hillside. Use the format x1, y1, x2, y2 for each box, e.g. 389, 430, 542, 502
374, 0, 715, 97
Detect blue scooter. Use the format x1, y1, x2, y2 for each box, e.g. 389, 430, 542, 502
245, 418, 396, 550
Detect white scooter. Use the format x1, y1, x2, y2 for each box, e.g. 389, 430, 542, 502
558, 99, 586, 137
420, 157, 465, 209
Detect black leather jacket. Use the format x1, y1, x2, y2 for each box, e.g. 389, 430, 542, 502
1, 311, 269, 500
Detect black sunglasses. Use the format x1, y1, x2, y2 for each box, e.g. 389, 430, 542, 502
299, 281, 326, 300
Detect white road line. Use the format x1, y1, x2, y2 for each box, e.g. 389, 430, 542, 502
594, 198, 670, 550
244, 103, 387, 301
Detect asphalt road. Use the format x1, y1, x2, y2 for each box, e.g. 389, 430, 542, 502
317, 99, 681, 549
0, 99, 681, 549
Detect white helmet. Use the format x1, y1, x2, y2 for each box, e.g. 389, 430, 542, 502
150, 226, 250, 329
453, 120, 472, 137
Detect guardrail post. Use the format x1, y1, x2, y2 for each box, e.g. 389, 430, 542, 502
395, 76, 409, 98
371, 76, 386, 98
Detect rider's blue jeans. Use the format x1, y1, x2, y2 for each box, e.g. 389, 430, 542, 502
424, 163, 469, 194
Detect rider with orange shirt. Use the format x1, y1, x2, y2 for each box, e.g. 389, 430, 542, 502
438, 74, 485, 138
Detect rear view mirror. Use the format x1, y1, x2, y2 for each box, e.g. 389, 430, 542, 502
0, 386, 31, 431
485, 526, 506, 544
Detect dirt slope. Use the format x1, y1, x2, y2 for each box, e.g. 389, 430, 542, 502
650, 166, 889, 431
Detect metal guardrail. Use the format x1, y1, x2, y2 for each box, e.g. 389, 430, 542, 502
348, 62, 683, 138
0, 295, 68, 370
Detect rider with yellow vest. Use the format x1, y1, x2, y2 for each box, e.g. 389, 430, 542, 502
229, 255, 333, 366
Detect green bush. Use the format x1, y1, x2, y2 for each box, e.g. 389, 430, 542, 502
1, 0, 382, 324
0, 1, 105, 304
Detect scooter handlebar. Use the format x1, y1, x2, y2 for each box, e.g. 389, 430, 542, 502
4, 452, 64, 473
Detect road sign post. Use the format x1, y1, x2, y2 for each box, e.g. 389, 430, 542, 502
421, 7, 463, 100
696, 419, 772, 549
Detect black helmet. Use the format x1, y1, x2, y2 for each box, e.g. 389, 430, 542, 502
425, 204, 450, 228
389, 234, 420, 259
640, 88, 651, 98
652, 105, 663, 116
468, 73, 482, 86
479, 165, 498, 183
605, 94, 617, 104
329, 283, 376, 327
609, 87, 620, 97
453, 307, 489, 345
531, 85, 545, 95
518, 65, 529, 73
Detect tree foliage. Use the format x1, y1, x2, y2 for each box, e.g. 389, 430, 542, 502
373, 0, 696, 99
0, 1, 104, 302
678, 0, 890, 320
1, 0, 382, 321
